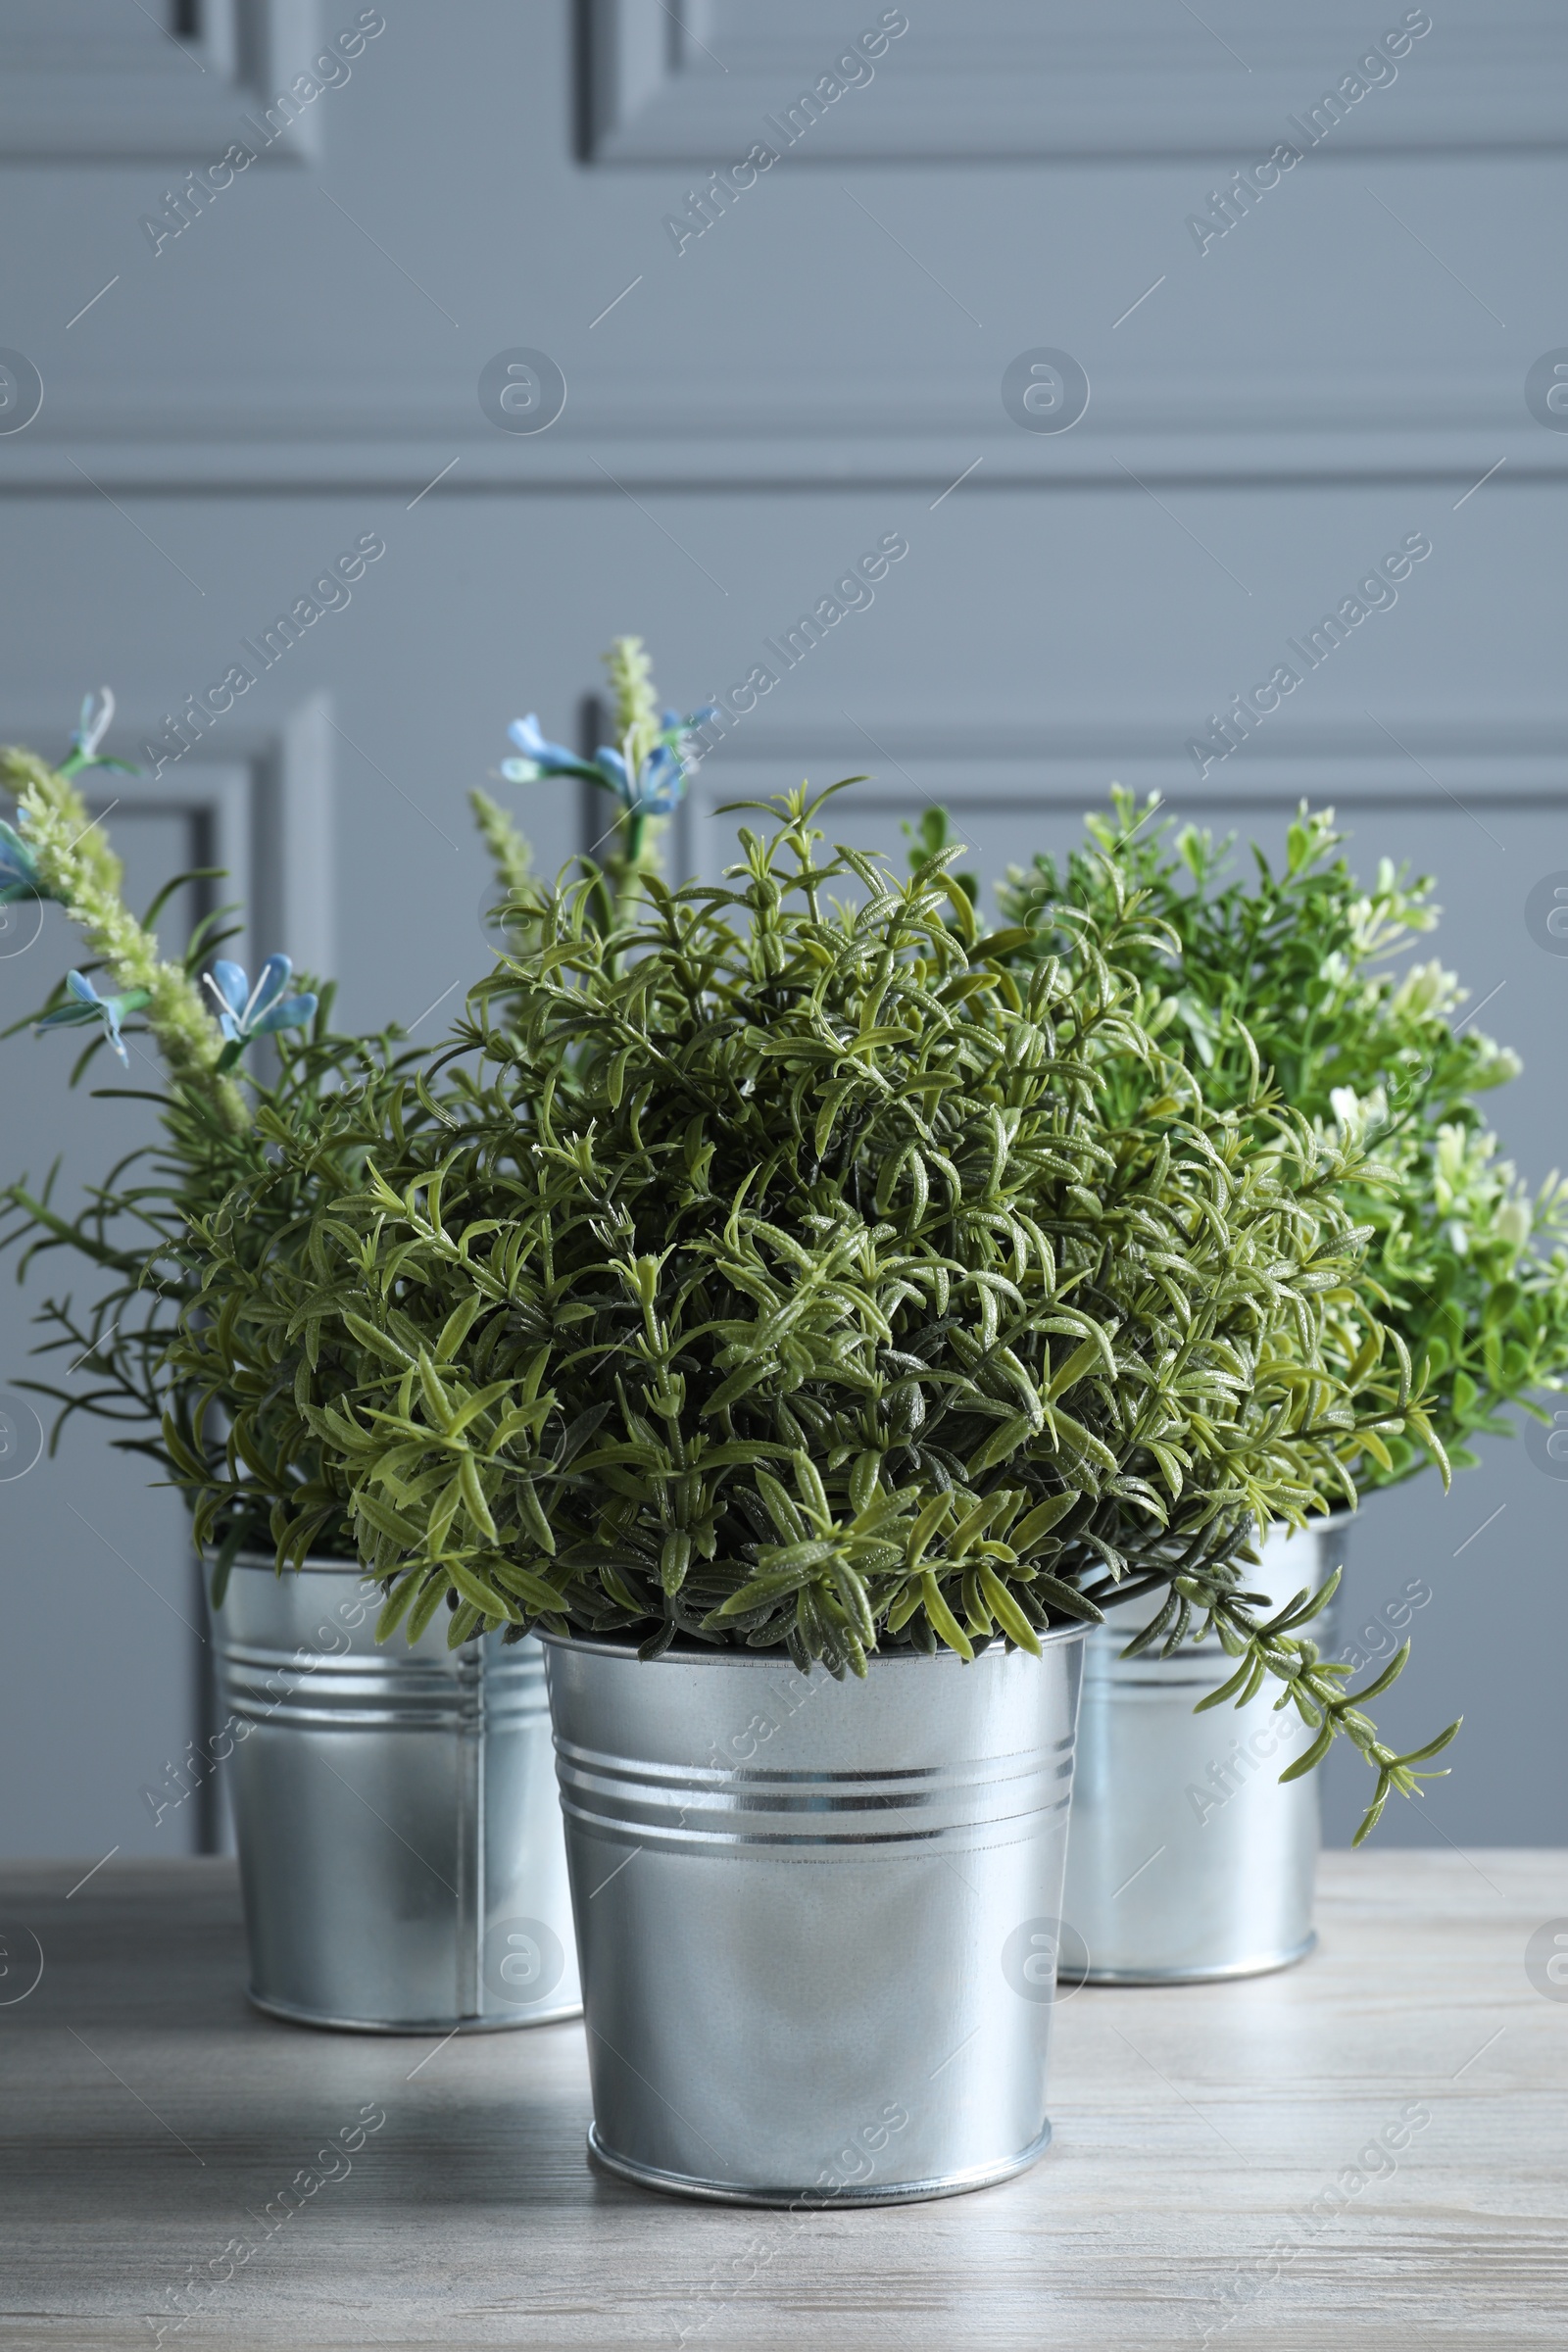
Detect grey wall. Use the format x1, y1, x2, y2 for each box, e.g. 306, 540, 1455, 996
0, 1, 1563, 1857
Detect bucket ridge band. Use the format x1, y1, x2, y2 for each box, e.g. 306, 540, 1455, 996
214, 1637, 546, 1684
551, 1733, 1073, 1788
555, 1743, 1076, 1853
215, 1639, 549, 1732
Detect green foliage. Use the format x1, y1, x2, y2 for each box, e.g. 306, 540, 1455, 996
1, 745, 247, 1127
169, 786, 1451, 1832
0, 646, 668, 1573
0, 972, 446, 1575
4, 674, 1468, 1833
997, 789, 1568, 1485
902, 806, 978, 913
469, 787, 535, 908
0, 735, 494, 1581
584, 633, 671, 930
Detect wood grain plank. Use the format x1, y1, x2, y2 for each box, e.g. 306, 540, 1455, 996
0, 1851, 1563, 2348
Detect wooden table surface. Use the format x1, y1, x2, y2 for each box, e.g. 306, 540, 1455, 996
1, 1849, 1564, 2350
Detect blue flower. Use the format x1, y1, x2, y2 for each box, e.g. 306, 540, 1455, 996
36, 970, 150, 1067
667, 705, 720, 742
203, 955, 318, 1058
594, 741, 685, 815
59, 688, 139, 779
499, 714, 600, 786
0, 817, 53, 906
628, 705, 718, 813
500, 704, 719, 817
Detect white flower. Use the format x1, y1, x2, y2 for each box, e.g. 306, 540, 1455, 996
1392, 958, 1457, 1020
1495, 1198, 1532, 1251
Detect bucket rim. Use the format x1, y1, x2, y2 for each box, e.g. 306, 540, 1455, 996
228, 1547, 369, 1577
538, 1621, 1088, 1666
1261, 1506, 1357, 1537
1093, 1508, 1354, 1619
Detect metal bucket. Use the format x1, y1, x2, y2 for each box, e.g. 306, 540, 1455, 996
541, 1626, 1087, 2206
212, 1554, 580, 2032
1060, 1515, 1348, 1984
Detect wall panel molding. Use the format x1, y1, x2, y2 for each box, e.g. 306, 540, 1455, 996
0, 0, 322, 164
674, 715, 1568, 879
582, 1, 1568, 165
3, 399, 1561, 494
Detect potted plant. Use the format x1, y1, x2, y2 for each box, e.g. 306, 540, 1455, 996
0, 682, 628, 2033
993, 791, 1567, 1981
179, 776, 1454, 2200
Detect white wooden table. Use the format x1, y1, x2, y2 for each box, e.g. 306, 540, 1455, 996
2, 1850, 1564, 2349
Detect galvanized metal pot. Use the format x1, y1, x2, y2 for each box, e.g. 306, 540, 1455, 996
1060, 1515, 1349, 1984
542, 1626, 1086, 2206
212, 1554, 579, 2033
